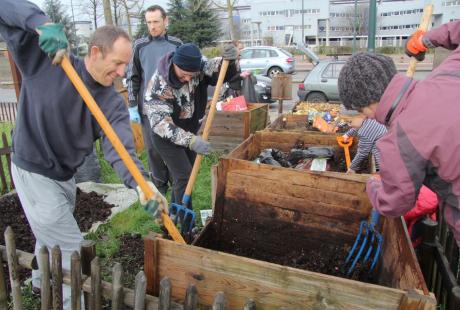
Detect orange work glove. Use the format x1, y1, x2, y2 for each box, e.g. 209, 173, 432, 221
405, 30, 427, 61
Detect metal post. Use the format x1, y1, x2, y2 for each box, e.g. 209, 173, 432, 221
352, 0, 358, 54
302, 0, 305, 44
368, 0, 377, 52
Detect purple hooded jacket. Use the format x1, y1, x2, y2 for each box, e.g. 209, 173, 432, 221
367, 20, 460, 245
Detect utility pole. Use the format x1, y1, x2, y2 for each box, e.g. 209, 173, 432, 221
352, 0, 358, 54
368, 0, 377, 52
301, 0, 305, 44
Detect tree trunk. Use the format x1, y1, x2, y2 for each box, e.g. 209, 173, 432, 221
123, 2, 132, 36
103, 0, 113, 25
93, 5, 98, 29
227, 0, 234, 40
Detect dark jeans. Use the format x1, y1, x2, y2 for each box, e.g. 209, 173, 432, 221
151, 133, 196, 209
141, 114, 171, 197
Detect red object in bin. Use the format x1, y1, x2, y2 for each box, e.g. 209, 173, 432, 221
222, 96, 248, 111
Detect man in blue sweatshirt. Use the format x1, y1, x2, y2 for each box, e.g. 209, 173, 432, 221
0, 0, 167, 307
126, 5, 182, 199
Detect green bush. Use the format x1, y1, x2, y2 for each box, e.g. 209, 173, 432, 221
377, 46, 403, 54
201, 46, 221, 58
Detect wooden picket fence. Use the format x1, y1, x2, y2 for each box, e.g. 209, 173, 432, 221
0, 227, 270, 309
0, 102, 17, 123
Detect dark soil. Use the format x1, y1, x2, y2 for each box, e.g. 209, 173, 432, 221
197, 198, 377, 284
1, 189, 115, 295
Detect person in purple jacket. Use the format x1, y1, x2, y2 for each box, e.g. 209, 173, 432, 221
337, 20, 460, 246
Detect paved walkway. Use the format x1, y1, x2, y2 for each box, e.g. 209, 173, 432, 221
0, 88, 16, 102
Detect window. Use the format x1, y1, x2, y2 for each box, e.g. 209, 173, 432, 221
269, 50, 278, 57
240, 50, 252, 60
252, 49, 270, 58
322, 63, 345, 79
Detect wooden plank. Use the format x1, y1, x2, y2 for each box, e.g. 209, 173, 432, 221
225, 169, 366, 211
244, 110, 250, 139
155, 238, 406, 310
144, 232, 158, 295
380, 217, 429, 293
226, 135, 255, 160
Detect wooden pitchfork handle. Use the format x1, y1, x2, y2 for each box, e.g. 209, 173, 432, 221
182, 60, 230, 205
59, 54, 186, 244
406, 4, 433, 78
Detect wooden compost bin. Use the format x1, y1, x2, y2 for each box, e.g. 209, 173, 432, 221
207, 103, 268, 153
144, 157, 435, 309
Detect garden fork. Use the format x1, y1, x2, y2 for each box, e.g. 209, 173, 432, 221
344, 209, 383, 275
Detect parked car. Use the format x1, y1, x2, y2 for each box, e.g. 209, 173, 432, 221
297, 59, 345, 102
239, 46, 296, 78
207, 74, 274, 103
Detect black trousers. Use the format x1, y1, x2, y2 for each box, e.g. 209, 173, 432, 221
141, 114, 171, 197
151, 133, 196, 209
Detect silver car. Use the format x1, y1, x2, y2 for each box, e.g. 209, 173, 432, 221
297, 60, 345, 102
239, 46, 296, 78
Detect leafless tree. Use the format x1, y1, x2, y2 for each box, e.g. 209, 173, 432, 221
118, 0, 144, 36
211, 0, 239, 41
344, 4, 369, 36
81, 0, 103, 29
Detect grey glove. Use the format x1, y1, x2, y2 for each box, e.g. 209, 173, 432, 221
189, 136, 211, 155
222, 44, 238, 60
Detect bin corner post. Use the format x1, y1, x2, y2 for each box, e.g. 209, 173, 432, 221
144, 232, 160, 296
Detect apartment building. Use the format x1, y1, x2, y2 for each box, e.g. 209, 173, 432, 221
217, 0, 460, 47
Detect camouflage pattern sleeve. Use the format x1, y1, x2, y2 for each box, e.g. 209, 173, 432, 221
143, 72, 194, 147
202, 57, 223, 77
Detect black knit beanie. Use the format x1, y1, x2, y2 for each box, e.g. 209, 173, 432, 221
172, 43, 202, 72
338, 52, 397, 110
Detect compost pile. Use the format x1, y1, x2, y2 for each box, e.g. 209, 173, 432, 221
0, 189, 114, 293
203, 217, 376, 284
293, 102, 352, 134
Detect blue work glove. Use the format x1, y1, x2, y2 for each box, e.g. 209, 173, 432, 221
136, 181, 168, 221
189, 136, 211, 155
36, 23, 68, 56
222, 43, 238, 60
128, 106, 141, 123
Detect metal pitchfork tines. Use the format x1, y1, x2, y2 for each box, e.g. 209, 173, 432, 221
344, 209, 383, 275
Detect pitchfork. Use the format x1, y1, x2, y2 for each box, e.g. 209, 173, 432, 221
344, 209, 382, 275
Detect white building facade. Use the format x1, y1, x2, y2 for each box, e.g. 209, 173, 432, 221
216, 0, 460, 47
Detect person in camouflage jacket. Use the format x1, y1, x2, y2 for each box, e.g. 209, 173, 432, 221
143, 43, 238, 207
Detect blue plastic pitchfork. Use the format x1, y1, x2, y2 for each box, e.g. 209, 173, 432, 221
344, 209, 383, 275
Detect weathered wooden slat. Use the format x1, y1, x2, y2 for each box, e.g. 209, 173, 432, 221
91, 257, 102, 310
0, 245, 38, 270
159, 277, 171, 310
71, 251, 82, 310
153, 237, 406, 310
399, 289, 437, 310
0, 247, 7, 309
2, 132, 13, 191
80, 240, 95, 310
212, 291, 226, 310
380, 217, 428, 293
5, 227, 23, 310
184, 284, 198, 310
39, 246, 51, 310
144, 232, 158, 296
243, 299, 256, 310
133, 271, 146, 310
111, 263, 124, 310
52, 246, 63, 310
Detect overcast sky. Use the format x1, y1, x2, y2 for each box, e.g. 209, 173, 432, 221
29, 0, 170, 21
